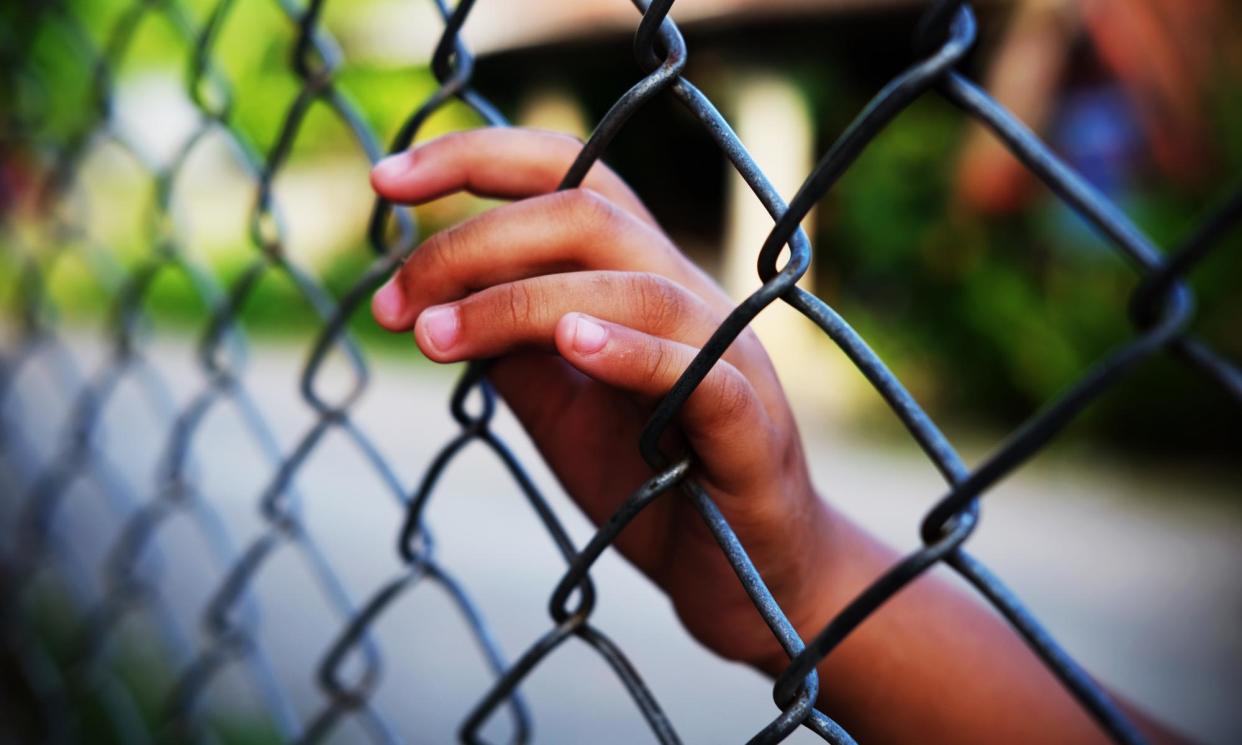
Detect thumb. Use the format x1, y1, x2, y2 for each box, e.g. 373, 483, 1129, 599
553, 312, 776, 493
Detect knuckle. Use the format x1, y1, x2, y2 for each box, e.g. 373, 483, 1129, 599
420, 222, 468, 277
710, 365, 755, 423
647, 336, 674, 384
502, 281, 536, 328
560, 188, 619, 235
421, 227, 455, 267
631, 273, 684, 334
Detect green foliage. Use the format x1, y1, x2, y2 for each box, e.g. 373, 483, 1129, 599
5, 1, 1239, 460
815, 90, 1242, 455
7, 581, 282, 744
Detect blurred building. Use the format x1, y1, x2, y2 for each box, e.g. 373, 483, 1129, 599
342, 0, 999, 412
339, 0, 1237, 415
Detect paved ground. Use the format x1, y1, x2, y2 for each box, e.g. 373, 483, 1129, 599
2, 335, 1239, 744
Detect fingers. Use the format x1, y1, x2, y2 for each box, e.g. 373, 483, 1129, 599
371, 189, 693, 332
554, 313, 776, 490
370, 127, 657, 226
409, 271, 724, 365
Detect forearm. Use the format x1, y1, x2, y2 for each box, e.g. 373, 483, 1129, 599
761, 503, 1184, 744
367, 128, 1190, 745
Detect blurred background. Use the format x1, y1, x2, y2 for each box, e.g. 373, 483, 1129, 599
1, 0, 1240, 743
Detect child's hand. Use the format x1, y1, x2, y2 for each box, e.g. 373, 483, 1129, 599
369, 127, 833, 671
371, 128, 1185, 745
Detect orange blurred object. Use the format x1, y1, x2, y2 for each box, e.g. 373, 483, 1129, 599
956, 0, 1237, 214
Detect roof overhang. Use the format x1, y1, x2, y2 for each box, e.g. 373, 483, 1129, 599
338, 0, 931, 63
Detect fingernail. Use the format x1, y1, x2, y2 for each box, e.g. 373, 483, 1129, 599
372, 275, 405, 324
419, 305, 460, 353
372, 152, 411, 182
572, 314, 608, 354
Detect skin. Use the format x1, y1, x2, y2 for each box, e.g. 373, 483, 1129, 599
370, 127, 1187, 745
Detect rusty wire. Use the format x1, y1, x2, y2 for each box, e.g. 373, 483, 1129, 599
0, 0, 1239, 743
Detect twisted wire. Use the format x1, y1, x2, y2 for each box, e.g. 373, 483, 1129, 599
0, 0, 1237, 743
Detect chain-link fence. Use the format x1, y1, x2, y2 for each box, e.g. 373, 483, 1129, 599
0, 0, 1238, 743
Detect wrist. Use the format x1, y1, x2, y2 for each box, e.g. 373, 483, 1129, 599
749, 492, 845, 679
752, 496, 893, 685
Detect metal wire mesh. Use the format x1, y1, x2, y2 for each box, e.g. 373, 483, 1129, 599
0, 0, 1238, 743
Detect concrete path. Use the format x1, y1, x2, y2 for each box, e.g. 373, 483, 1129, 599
3, 336, 1238, 744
